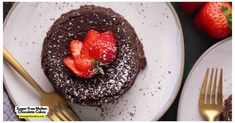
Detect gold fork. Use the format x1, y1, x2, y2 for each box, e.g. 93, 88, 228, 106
3, 48, 80, 121
199, 68, 223, 121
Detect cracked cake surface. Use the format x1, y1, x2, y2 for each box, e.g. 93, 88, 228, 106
41, 5, 146, 106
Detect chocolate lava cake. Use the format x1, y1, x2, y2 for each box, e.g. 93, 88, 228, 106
220, 95, 232, 121
41, 5, 146, 106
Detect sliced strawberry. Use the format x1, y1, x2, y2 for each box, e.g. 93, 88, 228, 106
86, 30, 117, 63
64, 56, 95, 78
70, 40, 83, 57
89, 37, 117, 63
64, 30, 117, 78
100, 31, 115, 44
64, 56, 81, 76
84, 29, 101, 45
80, 45, 91, 58
82, 30, 101, 56
74, 56, 95, 71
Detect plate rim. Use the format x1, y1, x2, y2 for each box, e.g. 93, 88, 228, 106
177, 37, 231, 121
3, 2, 185, 121
153, 2, 185, 120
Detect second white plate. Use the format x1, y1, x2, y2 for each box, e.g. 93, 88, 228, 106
177, 37, 232, 121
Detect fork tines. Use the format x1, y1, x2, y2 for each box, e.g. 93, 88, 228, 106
199, 68, 223, 105
199, 68, 223, 121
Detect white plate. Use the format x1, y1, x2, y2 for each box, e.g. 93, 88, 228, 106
177, 37, 232, 121
4, 2, 184, 121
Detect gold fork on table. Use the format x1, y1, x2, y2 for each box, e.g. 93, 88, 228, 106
199, 68, 223, 121
3, 48, 80, 121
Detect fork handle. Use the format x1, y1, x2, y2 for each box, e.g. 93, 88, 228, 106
208, 117, 215, 121
206, 114, 216, 121
3, 48, 46, 96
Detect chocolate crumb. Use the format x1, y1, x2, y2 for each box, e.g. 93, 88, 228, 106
128, 112, 135, 117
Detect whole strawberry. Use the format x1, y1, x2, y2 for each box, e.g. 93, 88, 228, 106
194, 2, 232, 39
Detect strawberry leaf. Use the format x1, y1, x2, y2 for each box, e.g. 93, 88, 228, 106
93, 59, 105, 75
221, 6, 228, 11
221, 6, 232, 29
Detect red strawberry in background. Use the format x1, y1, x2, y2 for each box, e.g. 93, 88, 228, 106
194, 2, 232, 39
178, 2, 205, 14
64, 30, 117, 78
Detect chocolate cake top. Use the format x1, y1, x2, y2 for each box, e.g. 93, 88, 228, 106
41, 5, 146, 106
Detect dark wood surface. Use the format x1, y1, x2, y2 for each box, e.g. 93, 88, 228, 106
3, 2, 218, 121
159, 2, 217, 121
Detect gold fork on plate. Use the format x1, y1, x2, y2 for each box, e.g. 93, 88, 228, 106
199, 68, 223, 121
3, 48, 80, 121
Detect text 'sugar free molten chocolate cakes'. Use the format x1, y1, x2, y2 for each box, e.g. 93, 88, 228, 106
41, 5, 146, 106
